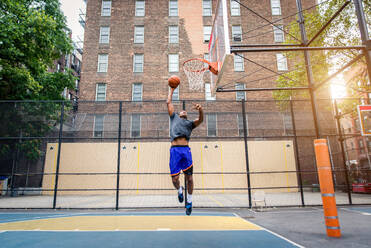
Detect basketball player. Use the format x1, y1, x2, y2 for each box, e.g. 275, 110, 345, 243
167, 87, 203, 215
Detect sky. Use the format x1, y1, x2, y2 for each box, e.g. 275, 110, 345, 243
60, 0, 86, 46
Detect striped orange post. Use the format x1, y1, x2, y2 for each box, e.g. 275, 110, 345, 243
314, 139, 341, 237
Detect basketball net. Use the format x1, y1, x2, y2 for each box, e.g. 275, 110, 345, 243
183, 59, 208, 91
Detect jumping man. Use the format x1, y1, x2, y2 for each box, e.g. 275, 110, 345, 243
167, 87, 203, 215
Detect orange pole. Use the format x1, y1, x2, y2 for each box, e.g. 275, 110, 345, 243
314, 139, 341, 237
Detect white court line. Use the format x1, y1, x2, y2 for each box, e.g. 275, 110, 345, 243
156, 228, 171, 231
233, 213, 305, 248
341, 208, 371, 216
0, 213, 89, 223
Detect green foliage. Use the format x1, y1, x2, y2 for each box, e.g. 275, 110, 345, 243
0, 0, 75, 100
0, 0, 75, 160
273, 0, 370, 107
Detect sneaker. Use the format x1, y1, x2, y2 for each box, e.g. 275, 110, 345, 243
178, 187, 184, 203
186, 202, 192, 216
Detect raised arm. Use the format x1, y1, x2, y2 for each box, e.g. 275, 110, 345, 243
167, 87, 175, 116
193, 103, 203, 128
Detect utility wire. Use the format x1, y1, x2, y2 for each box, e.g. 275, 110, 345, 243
233, 0, 302, 43
218, 54, 293, 88
236, 54, 301, 84
234, 0, 334, 37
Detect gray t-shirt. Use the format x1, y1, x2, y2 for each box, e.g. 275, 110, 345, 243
170, 113, 195, 141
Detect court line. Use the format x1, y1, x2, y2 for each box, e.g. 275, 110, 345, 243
136, 143, 140, 195
233, 213, 305, 248
220, 143, 224, 193
206, 195, 224, 207
283, 143, 290, 193
0, 229, 264, 232
341, 208, 371, 216
0, 213, 91, 223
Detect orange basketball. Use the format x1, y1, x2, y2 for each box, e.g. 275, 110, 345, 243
168, 75, 180, 88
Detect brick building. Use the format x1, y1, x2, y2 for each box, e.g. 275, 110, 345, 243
77, 0, 325, 136
79, 0, 318, 102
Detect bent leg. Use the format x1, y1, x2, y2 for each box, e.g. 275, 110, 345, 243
172, 174, 180, 190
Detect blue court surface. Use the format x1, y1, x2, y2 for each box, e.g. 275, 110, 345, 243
344, 207, 371, 215
0, 212, 303, 248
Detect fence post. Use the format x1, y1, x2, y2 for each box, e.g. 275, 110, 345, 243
116, 102, 122, 210
289, 98, 305, 206
53, 101, 65, 209
334, 100, 352, 205
183, 100, 187, 208
241, 99, 252, 208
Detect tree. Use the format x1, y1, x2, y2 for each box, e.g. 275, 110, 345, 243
0, 0, 75, 100
273, 0, 370, 112
0, 0, 75, 170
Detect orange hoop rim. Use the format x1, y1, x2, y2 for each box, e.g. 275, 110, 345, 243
183, 58, 218, 74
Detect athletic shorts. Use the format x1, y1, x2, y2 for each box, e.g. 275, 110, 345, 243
169, 145, 193, 177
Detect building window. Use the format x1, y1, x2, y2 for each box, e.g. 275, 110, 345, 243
94, 115, 104, 137
135, 0, 145, 16
131, 114, 141, 138
97, 54, 108, 72
133, 54, 144, 72
96, 83, 107, 101
237, 113, 248, 136
203, 0, 212, 16
232, 25, 242, 42
230, 0, 241, 16
168, 54, 179, 72
235, 83, 246, 101
170, 86, 179, 100
101, 0, 112, 17
132, 83, 143, 101
234, 54, 244, 71
134, 26, 144, 43
273, 25, 284, 42
207, 114, 217, 136
359, 139, 365, 153
276, 53, 288, 71
271, 0, 281, 16
169, 0, 178, 17
169, 26, 179, 44
205, 83, 216, 101
99, 26, 110, 44
203, 26, 212, 43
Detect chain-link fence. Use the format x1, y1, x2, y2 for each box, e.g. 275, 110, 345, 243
0, 99, 370, 209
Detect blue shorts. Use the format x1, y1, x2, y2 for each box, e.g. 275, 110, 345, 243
169, 145, 193, 176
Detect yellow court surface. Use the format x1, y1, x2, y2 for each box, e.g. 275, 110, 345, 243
0, 212, 303, 248
0, 215, 261, 231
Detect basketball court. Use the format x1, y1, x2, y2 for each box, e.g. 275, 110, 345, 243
0, 211, 303, 248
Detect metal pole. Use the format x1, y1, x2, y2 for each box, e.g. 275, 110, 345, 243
327, 136, 337, 187
241, 99, 252, 208
183, 101, 187, 207
334, 100, 352, 204
230, 46, 365, 53
289, 98, 305, 206
53, 101, 65, 209
116, 102, 122, 210
353, 0, 371, 84
296, 0, 320, 138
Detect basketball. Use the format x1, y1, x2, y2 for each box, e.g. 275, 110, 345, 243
168, 75, 180, 88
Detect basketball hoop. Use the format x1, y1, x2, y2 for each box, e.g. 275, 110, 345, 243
183, 58, 218, 91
